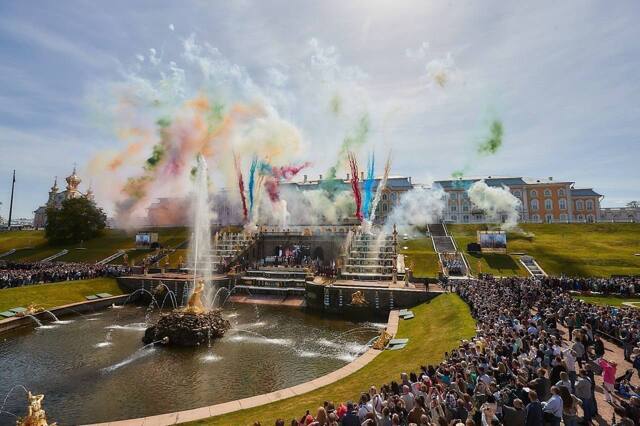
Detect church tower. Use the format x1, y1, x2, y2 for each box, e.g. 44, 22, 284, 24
46, 177, 59, 206
65, 166, 82, 200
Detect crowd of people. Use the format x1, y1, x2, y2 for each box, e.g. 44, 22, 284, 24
0, 261, 130, 288
541, 276, 639, 297
441, 254, 465, 276
250, 276, 640, 426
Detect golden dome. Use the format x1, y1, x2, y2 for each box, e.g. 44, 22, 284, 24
65, 167, 81, 189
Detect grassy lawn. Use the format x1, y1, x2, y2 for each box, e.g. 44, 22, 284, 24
2, 227, 189, 264
189, 293, 475, 425
399, 237, 441, 278
0, 230, 46, 254
447, 225, 527, 277
575, 294, 640, 307
0, 278, 123, 312
449, 224, 640, 277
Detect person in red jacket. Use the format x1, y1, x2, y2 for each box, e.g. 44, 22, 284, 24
597, 357, 617, 403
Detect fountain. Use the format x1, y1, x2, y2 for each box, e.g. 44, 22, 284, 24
143, 154, 231, 347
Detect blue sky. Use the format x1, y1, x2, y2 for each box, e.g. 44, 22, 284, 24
0, 0, 639, 218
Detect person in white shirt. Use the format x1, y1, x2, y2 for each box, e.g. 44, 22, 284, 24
563, 348, 577, 385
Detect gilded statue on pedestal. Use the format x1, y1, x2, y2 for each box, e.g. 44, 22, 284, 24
350, 290, 368, 306
183, 279, 206, 314
16, 392, 56, 426
372, 330, 392, 350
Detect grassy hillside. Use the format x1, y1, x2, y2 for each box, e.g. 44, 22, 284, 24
399, 237, 441, 277
190, 294, 475, 425
449, 223, 640, 277
448, 225, 527, 277
1, 227, 188, 264
0, 230, 46, 254
0, 278, 122, 312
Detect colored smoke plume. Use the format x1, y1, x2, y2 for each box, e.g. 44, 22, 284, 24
362, 152, 375, 219
477, 120, 503, 155
369, 152, 392, 224
467, 180, 521, 230
348, 152, 363, 222
233, 152, 248, 222
323, 114, 370, 194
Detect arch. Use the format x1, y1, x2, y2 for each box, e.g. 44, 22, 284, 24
312, 246, 325, 261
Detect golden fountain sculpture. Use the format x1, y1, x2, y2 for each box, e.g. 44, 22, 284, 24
16, 392, 56, 426
15, 304, 43, 317
372, 330, 392, 350
350, 290, 368, 306
182, 279, 207, 314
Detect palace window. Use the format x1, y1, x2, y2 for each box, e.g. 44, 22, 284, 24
451, 205, 457, 212
531, 199, 539, 211
587, 214, 595, 223
560, 213, 568, 222
391, 193, 397, 201
382, 194, 387, 201
382, 203, 388, 212
558, 188, 566, 197
544, 199, 553, 210
546, 214, 553, 223
544, 189, 552, 197
586, 200, 594, 210
576, 200, 584, 210
462, 203, 469, 212
451, 215, 457, 221
513, 190, 521, 198
463, 215, 469, 223
577, 214, 585, 221
531, 214, 540, 222
530, 190, 538, 198
559, 198, 567, 210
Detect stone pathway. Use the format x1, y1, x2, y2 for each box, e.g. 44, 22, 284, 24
555, 321, 635, 425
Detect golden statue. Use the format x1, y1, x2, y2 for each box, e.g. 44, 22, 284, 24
122, 253, 129, 266
16, 304, 43, 317
372, 330, 392, 350
350, 290, 368, 306
182, 279, 207, 314
16, 392, 56, 426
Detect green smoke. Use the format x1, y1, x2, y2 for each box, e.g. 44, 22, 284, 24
330, 94, 342, 115
206, 101, 225, 132
144, 143, 165, 170
322, 113, 370, 194
156, 117, 171, 128
477, 120, 503, 155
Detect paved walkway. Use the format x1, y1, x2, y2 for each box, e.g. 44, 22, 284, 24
555, 321, 634, 425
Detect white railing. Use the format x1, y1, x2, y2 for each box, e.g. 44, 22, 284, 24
41, 249, 69, 262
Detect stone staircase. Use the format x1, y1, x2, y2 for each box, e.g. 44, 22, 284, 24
211, 232, 257, 273
341, 232, 400, 281
520, 255, 547, 278
427, 223, 469, 277
234, 267, 312, 295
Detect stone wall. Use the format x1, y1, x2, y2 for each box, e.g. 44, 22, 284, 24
305, 282, 437, 318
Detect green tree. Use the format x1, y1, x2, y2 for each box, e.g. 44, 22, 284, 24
45, 197, 107, 244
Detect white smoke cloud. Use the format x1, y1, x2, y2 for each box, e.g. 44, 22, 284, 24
467, 180, 521, 230
384, 186, 447, 232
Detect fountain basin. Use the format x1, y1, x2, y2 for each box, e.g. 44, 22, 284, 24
143, 310, 230, 346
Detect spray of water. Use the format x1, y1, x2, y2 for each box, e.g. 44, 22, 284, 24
188, 154, 215, 308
